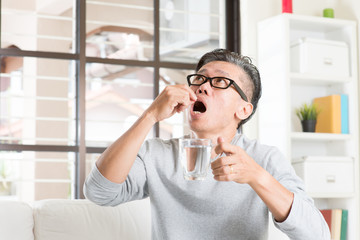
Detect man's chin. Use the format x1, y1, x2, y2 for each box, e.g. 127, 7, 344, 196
189, 120, 208, 133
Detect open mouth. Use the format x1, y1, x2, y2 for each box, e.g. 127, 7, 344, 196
193, 101, 206, 113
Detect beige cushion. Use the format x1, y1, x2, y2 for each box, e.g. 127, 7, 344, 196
0, 201, 34, 240
33, 199, 151, 240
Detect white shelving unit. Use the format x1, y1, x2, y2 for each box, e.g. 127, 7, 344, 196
258, 14, 359, 239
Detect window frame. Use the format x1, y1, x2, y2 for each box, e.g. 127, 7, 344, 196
0, 0, 240, 199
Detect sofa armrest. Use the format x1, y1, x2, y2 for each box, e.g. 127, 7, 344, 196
0, 201, 34, 240
33, 198, 151, 240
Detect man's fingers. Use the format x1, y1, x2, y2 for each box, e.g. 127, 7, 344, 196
161, 84, 197, 116
174, 92, 196, 113
211, 155, 237, 170
217, 137, 225, 144
178, 84, 197, 101
214, 141, 236, 156
212, 163, 235, 175
213, 174, 233, 182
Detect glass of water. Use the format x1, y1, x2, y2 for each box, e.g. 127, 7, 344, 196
179, 138, 212, 180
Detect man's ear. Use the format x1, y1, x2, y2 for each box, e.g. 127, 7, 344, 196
235, 102, 253, 121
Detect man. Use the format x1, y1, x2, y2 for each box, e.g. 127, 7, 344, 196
84, 49, 330, 239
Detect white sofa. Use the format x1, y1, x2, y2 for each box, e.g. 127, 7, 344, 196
0, 198, 151, 240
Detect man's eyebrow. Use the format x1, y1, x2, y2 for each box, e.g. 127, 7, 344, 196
197, 68, 231, 77
197, 69, 207, 74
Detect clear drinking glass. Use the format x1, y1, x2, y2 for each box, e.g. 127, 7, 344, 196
179, 138, 212, 180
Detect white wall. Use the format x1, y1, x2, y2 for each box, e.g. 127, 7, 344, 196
241, 0, 360, 140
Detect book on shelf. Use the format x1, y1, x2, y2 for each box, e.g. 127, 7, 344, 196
313, 94, 349, 134
341, 94, 349, 134
320, 209, 348, 240
321, 209, 332, 230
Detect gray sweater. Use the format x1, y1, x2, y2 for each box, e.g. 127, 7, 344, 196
84, 133, 330, 240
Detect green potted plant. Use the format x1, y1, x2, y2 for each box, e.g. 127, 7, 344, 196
295, 103, 320, 132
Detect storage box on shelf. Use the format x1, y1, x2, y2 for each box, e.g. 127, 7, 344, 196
258, 13, 359, 240
292, 156, 354, 198
290, 38, 349, 78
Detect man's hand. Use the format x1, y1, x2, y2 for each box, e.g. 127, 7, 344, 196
211, 137, 262, 184
95, 84, 196, 184
211, 137, 294, 222
145, 84, 197, 124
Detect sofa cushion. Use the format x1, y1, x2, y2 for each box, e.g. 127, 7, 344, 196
33, 198, 151, 240
0, 201, 34, 240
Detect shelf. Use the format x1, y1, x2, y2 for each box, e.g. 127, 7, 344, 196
292, 155, 353, 163
259, 13, 359, 239
290, 72, 352, 85
291, 132, 352, 141
284, 13, 356, 31
309, 192, 355, 199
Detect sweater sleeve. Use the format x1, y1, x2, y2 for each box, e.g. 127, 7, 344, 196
263, 147, 331, 239
274, 193, 330, 239
83, 144, 149, 207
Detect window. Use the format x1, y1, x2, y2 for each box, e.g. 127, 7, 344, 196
0, 0, 236, 200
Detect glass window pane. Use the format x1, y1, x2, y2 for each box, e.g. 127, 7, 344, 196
86, 153, 100, 177
1, 0, 76, 53
0, 57, 76, 145
160, 0, 225, 63
159, 68, 193, 139
86, 0, 154, 60
0, 151, 75, 201
85, 64, 154, 147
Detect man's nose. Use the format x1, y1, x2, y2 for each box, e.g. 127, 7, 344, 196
196, 81, 211, 95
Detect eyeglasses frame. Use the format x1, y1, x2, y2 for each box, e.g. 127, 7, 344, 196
186, 74, 248, 102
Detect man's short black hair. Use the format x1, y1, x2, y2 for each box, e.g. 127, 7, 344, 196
196, 48, 262, 128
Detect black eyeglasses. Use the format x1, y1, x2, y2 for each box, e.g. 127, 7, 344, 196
187, 74, 248, 102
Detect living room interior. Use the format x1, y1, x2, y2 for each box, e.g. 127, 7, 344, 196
1, 0, 360, 239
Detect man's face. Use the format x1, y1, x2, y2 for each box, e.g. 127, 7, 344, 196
188, 61, 250, 135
